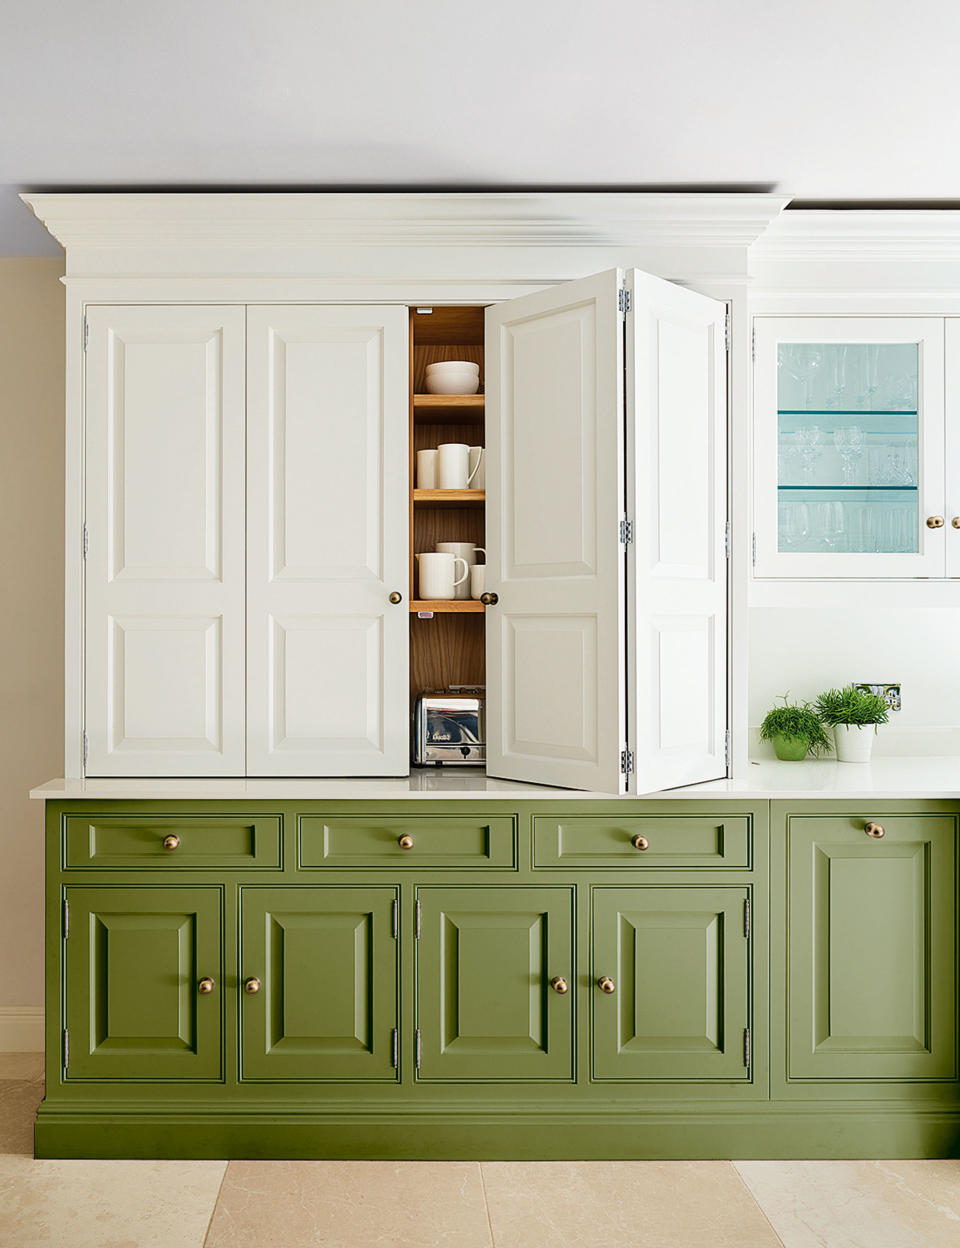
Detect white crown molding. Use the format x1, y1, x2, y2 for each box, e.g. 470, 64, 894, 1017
21, 191, 790, 281
753, 209, 960, 263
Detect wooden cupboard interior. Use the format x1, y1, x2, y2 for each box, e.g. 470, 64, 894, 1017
408, 305, 486, 700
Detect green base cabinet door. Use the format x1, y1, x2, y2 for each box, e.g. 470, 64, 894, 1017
416, 887, 574, 1081
592, 887, 750, 1081
787, 814, 957, 1081
240, 887, 399, 1081
64, 886, 223, 1080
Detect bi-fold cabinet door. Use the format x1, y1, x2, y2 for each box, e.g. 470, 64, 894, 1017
485, 269, 728, 794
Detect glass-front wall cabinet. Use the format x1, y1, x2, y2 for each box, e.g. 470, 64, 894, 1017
753, 318, 946, 578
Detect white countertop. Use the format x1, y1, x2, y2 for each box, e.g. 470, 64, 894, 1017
28, 757, 960, 801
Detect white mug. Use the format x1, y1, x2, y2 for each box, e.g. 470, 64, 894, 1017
468, 446, 485, 490
416, 449, 437, 489
470, 564, 486, 600
436, 542, 486, 600
417, 552, 469, 600
436, 443, 481, 490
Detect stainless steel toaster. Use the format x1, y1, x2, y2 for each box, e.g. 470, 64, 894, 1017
412, 688, 486, 765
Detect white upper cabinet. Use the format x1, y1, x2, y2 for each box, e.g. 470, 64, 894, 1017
245, 306, 409, 776
84, 306, 246, 775
753, 317, 945, 578
485, 269, 728, 793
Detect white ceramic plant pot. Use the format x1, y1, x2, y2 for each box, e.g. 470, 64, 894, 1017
833, 724, 876, 763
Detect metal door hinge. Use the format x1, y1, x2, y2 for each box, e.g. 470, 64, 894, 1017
620, 748, 634, 776
83, 319, 88, 352
743, 896, 751, 939
415, 898, 421, 939
82, 730, 88, 767
63, 898, 69, 939
751, 533, 757, 567
63, 1028, 69, 1071
415, 1028, 421, 1070
618, 287, 631, 316
391, 1028, 398, 1069
724, 311, 731, 352
751, 325, 756, 362
392, 898, 398, 939
619, 517, 633, 546
724, 520, 731, 559
743, 1027, 751, 1068
724, 730, 731, 769
82, 524, 88, 559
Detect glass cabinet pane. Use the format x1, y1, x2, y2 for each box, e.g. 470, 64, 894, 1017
776, 342, 919, 555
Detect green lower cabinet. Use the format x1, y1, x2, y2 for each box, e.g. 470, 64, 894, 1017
416, 886, 574, 1081
64, 885, 223, 1080
787, 813, 957, 1081
592, 887, 750, 1081
240, 887, 399, 1081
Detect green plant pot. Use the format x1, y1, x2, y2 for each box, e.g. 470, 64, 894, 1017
771, 734, 810, 761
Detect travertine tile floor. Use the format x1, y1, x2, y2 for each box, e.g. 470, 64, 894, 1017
3, 1055, 960, 1248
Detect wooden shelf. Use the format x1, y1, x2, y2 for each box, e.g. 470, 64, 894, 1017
413, 394, 484, 424
413, 489, 485, 508
410, 600, 485, 613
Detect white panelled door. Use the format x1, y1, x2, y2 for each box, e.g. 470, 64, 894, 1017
246, 306, 408, 776
84, 306, 246, 775
626, 273, 728, 792
485, 270, 626, 792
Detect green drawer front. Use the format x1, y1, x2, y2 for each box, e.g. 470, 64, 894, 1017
63, 815, 282, 869
298, 815, 517, 869
533, 815, 751, 869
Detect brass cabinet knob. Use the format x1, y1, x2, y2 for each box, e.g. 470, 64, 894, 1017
864, 822, 886, 839
388, 591, 403, 604
598, 976, 616, 995
479, 592, 499, 605
197, 977, 215, 994
953, 517, 960, 530
927, 515, 945, 529
244, 977, 261, 995
162, 834, 181, 851
398, 834, 415, 850
631, 835, 649, 851
550, 976, 569, 995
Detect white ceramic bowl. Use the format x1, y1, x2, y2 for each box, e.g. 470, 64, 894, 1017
424, 365, 480, 395
426, 359, 479, 371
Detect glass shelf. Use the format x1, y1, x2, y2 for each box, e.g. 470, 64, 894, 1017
778, 484, 918, 493
777, 410, 918, 417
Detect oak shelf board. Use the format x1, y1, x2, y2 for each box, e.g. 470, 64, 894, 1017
413, 489, 485, 508
410, 600, 485, 613
413, 394, 485, 424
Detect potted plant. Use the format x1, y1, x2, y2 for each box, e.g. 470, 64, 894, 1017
758, 695, 833, 761
815, 685, 890, 763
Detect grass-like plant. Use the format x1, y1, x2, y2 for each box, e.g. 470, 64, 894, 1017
815, 685, 890, 729
759, 695, 833, 757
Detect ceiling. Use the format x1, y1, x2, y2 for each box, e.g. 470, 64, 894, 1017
4, 0, 960, 255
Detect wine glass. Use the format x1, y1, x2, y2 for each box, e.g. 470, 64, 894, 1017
797, 425, 822, 483
817, 501, 845, 551
834, 425, 864, 485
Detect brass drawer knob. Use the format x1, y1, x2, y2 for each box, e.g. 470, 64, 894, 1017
550, 976, 569, 995
197, 977, 215, 995
388, 591, 403, 604
479, 592, 498, 605
598, 976, 616, 995
927, 515, 945, 529
953, 517, 960, 530
864, 822, 886, 839
244, 977, 261, 995
398, 834, 415, 850
162, 834, 181, 851
631, 835, 649, 851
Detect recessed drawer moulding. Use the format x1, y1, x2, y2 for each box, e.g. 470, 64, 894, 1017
533, 816, 751, 869
298, 815, 517, 869
63, 814, 282, 869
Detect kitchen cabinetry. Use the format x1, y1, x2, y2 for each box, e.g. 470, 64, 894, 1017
753, 317, 947, 578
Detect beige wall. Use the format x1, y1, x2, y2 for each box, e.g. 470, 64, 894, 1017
0, 258, 64, 1016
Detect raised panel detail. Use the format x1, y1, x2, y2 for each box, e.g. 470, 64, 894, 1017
63, 814, 282, 869
505, 615, 598, 763
533, 815, 750, 869
787, 815, 957, 1081
240, 887, 398, 1080
64, 886, 222, 1080
655, 616, 715, 752
247, 307, 408, 776
298, 815, 516, 868
592, 887, 749, 1081
416, 887, 574, 1081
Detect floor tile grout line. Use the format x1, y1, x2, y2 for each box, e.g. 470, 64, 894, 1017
731, 1161, 787, 1247
201, 1158, 231, 1247
478, 1161, 498, 1248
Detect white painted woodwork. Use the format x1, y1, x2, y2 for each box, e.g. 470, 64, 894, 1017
246, 306, 408, 775
946, 320, 960, 580
626, 273, 728, 792
485, 269, 626, 792
753, 317, 945, 579
84, 306, 245, 775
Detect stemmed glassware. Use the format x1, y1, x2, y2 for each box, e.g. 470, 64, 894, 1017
797, 425, 822, 483
834, 425, 864, 485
